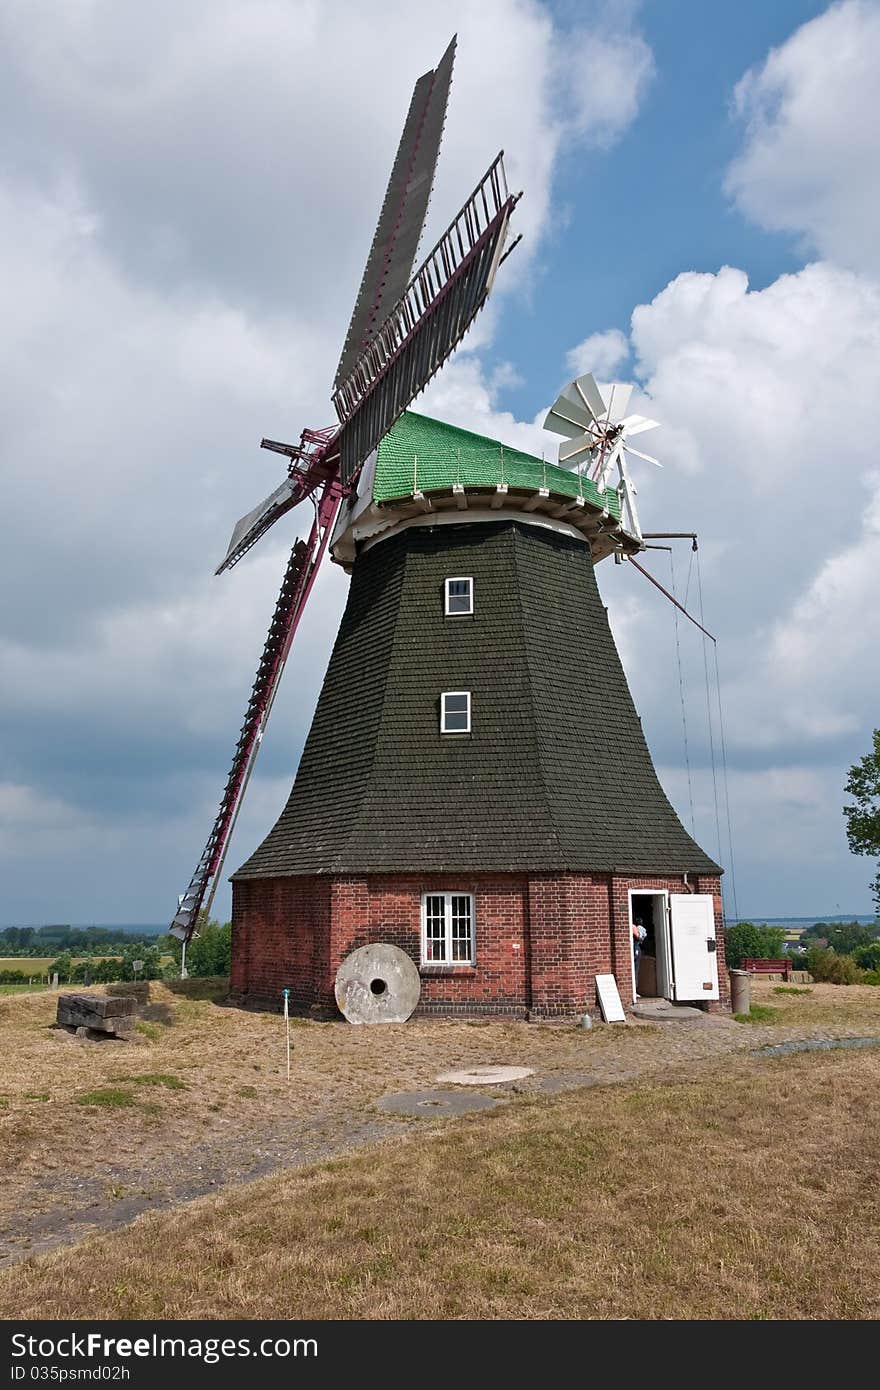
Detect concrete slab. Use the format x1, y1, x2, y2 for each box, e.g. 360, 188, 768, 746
435, 1065, 534, 1085
630, 998, 706, 1022
375, 1089, 500, 1117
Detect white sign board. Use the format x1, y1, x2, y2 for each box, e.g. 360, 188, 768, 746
669, 894, 719, 1001
595, 973, 626, 1023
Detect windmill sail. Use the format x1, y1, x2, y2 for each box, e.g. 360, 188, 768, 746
169, 41, 522, 943
216, 478, 300, 575
332, 153, 517, 483
333, 36, 456, 390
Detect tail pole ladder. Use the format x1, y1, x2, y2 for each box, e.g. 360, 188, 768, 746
171, 481, 342, 938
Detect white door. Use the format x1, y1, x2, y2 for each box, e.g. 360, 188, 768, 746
654, 896, 673, 999
668, 894, 719, 1001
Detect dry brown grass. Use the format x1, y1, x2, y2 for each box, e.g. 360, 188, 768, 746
1, 978, 878, 1218
2, 975, 878, 1280
749, 978, 880, 1028
2, 1046, 878, 1320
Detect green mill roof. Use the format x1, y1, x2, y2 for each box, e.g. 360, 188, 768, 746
371, 410, 623, 519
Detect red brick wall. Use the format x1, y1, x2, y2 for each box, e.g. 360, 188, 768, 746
230, 876, 331, 1009
231, 868, 730, 1016
330, 873, 530, 1015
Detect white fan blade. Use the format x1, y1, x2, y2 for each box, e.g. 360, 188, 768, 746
543, 399, 593, 438
597, 382, 632, 420
619, 414, 659, 436
623, 443, 662, 468
570, 372, 607, 422
593, 439, 624, 489
559, 434, 595, 465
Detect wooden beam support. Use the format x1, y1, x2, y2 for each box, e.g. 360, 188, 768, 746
491, 483, 508, 510
452, 483, 468, 511
522, 487, 550, 513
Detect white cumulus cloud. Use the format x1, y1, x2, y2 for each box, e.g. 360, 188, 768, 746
725, 0, 880, 274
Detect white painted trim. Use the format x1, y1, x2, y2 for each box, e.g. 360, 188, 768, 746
358, 506, 593, 554
444, 576, 474, 616
420, 891, 475, 966
627, 888, 671, 1001
440, 690, 471, 734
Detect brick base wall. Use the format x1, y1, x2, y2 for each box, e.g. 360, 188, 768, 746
231, 869, 730, 1017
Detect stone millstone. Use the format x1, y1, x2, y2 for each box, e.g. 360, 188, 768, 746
436, 1065, 534, 1085
334, 943, 421, 1025
376, 1089, 500, 1116
56, 993, 139, 1036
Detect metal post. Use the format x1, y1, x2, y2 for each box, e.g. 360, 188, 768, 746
180, 938, 188, 981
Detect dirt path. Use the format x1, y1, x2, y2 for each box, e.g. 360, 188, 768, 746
3, 979, 879, 1269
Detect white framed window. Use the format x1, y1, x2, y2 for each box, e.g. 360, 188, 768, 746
421, 892, 475, 964
440, 690, 471, 733
444, 576, 473, 616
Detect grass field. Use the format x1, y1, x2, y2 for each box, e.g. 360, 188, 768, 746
2, 1045, 879, 1319
0, 956, 122, 975
1, 979, 879, 1319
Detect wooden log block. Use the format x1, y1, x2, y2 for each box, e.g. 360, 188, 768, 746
56, 993, 139, 1036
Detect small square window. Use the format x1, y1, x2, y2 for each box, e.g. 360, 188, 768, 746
440, 690, 471, 734
444, 577, 473, 616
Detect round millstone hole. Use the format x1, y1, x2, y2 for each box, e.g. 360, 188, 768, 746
334, 943, 421, 1024
436, 1065, 535, 1086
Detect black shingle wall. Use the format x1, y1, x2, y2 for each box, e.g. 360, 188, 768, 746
233, 520, 720, 879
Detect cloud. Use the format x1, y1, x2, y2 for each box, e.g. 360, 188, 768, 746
0, 0, 654, 921
725, 0, 880, 274
604, 257, 880, 749
578, 253, 880, 914
558, 22, 655, 150
565, 327, 630, 378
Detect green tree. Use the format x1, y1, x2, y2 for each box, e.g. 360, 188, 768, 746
724, 922, 786, 969
845, 729, 880, 913
47, 952, 73, 983
805, 947, 864, 985
822, 921, 879, 955
854, 941, 880, 971
184, 917, 231, 977
158, 913, 231, 978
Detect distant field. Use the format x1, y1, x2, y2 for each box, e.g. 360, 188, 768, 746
0, 956, 122, 975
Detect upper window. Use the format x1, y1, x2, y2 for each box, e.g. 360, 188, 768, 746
422, 892, 474, 964
441, 691, 471, 734
444, 576, 473, 616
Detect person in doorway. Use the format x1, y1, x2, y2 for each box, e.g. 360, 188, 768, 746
631, 916, 647, 998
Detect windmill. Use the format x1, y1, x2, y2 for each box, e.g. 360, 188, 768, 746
170, 36, 521, 940
543, 372, 660, 541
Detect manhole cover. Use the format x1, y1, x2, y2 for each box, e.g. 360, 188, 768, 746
435, 1065, 534, 1085
376, 1089, 500, 1117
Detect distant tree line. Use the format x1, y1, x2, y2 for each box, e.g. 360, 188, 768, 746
0, 925, 160, 957
724, 918, 880, 984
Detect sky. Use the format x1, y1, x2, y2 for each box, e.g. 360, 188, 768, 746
1, 0, 878, 924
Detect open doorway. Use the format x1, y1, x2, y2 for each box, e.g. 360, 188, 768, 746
628, 891, 671, 1000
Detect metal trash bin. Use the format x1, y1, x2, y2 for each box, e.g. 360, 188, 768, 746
729, 968, 750, 1015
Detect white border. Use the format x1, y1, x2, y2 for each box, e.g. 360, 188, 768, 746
627, 888, 670, 1001
444, 576, 474, 616
440, 690, 471, 734
420, 891, 475, 965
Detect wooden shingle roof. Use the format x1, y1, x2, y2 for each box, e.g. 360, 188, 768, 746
233, 520, 720, 880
